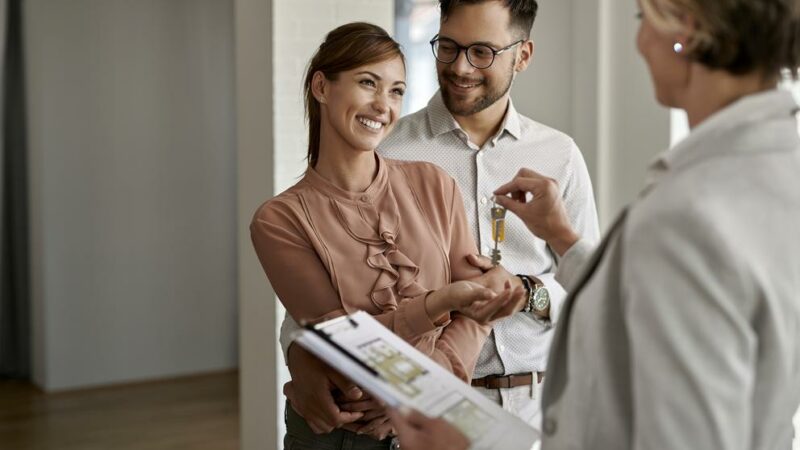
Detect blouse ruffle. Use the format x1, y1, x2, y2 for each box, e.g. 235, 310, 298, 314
331, 181, 428, 312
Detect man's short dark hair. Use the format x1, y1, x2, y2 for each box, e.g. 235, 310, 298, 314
439, 0, 539, 39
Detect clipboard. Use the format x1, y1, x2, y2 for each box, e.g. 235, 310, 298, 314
291, 312, 540, 449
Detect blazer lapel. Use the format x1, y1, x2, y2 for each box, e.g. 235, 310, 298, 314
542, 207, 630, 407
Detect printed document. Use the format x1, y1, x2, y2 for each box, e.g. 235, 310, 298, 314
292, 311, 539, 450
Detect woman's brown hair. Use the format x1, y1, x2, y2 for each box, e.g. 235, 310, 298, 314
641, 0, 800, 80
303, 22, 405, 168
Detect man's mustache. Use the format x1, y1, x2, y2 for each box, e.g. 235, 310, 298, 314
442, 72, 484, 86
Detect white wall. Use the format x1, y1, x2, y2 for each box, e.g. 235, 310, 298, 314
25, 0, 238, 391
594, 0, 670, 225
512, 0, 573, 137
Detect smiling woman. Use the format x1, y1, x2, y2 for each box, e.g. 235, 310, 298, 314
249, 22, 525, 450
302, 24, 407, 169
308, 59, 407, 179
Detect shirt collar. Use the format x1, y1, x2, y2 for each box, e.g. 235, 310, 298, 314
499, 98, 522, 140
645, 89, 799, 188
426, 90, 523, 142
303, 153, 389, 204
658, 89, 797, 169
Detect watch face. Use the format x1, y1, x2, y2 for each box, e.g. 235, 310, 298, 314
533, 288, 550, 311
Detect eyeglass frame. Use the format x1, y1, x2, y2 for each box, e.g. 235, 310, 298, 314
429, 34, 525, 69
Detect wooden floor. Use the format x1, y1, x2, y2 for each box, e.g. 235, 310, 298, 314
0, 371, 239, 450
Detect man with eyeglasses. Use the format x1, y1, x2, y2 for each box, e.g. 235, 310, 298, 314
278, 0, 600, 444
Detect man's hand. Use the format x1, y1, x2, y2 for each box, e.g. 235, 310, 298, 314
458, 280, 526, 324
423, 280, 495, 320
338, 393, 394, 440
466, 254, 523, 293
388, 407, 469, 450
494, 168, 580, 256
285, 344, 365, 434
424, 280, 524, 325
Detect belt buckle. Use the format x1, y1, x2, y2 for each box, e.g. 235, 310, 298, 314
476, 374, 493, 388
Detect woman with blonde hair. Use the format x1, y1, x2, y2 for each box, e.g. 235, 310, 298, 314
250, 22, 524, 450
391, 0, 800, 448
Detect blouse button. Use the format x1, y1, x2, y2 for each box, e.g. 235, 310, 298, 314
360, 195, 369, 202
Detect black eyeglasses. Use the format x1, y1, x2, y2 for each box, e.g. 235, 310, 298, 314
429, 35, 524, 69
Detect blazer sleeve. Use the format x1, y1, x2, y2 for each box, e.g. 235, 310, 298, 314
519, 141, 600, 325
622, 205, 755, 450
545, 142, 601, 321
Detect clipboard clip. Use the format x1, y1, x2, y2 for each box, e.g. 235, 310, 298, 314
305, 318, 380, 378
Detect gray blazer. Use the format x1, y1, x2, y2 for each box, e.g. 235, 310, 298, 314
541, 90, 800, 450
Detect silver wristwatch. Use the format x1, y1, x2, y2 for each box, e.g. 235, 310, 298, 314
518, 275, 550, 316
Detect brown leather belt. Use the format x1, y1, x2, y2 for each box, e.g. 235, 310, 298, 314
471, 372, 544, 389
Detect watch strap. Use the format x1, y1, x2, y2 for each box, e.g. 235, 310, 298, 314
516, 274, 535, 313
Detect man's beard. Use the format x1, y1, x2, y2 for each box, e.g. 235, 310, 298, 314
439, 59, 515, 116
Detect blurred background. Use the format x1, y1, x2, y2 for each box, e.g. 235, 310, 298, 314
1, 0, 798, 449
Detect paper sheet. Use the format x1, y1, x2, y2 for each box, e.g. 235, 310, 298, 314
293, 312, 539, 450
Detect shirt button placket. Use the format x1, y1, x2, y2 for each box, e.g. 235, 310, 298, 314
475, 150, 487, 252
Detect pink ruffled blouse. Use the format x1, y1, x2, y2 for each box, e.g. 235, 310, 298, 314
250, 156, 489, 380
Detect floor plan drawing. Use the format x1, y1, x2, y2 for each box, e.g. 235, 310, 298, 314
358, 338, 428, 398
441, 394, 494, 441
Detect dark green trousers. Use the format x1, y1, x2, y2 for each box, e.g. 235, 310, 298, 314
284, 402, 392, 450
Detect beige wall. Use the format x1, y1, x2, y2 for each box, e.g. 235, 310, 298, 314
25, 0, 237, 392
512, 0, 574, 138
235, 0, 275, 448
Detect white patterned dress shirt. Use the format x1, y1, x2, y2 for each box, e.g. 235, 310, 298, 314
381, 92, 599, 378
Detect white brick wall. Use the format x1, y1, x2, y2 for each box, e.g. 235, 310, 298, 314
274, 0, 394, 193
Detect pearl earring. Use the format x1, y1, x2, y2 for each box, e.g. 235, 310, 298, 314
673, 42, 684, 53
